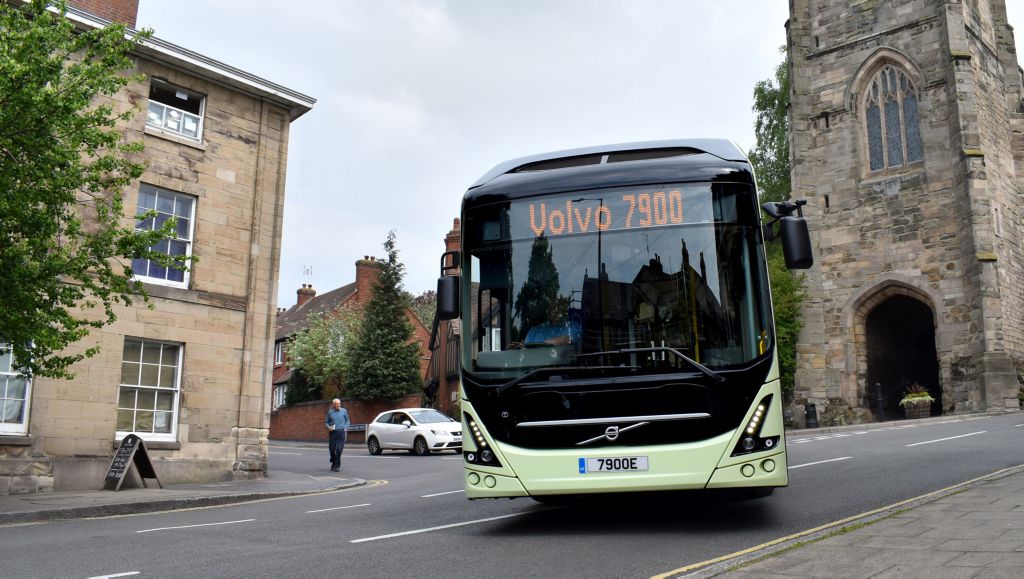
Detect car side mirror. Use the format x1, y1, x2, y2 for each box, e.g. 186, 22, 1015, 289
402, 421, 411, 428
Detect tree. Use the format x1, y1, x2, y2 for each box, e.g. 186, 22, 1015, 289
749, 46, 806, 398
750, 46, 792, 205
345, 232, 422, 401
513, 235, 563, 340
0, 1, 184, 379
283, 367, 320, 406
286, 305, 362, 401
409, 290, 436, 330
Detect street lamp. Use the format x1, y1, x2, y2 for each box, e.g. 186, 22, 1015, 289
572, 197, 607, 350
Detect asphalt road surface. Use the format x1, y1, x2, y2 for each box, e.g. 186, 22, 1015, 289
2, 413, 1021, 578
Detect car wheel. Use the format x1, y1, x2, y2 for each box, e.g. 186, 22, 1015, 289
367, 436, 382, 456
412, 437, 430, 456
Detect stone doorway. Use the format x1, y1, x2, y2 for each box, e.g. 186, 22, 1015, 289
864, 295, 941, 419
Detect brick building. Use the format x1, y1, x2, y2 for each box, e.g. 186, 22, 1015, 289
269, 257, 433, 440
788, 0, 1023, 424
0, 1, 314, 494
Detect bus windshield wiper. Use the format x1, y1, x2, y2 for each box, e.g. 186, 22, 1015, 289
574, 347, 725, 384
494, 365, 635, 395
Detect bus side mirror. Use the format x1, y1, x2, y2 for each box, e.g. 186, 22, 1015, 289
780, 216, 813, 269
437, 275, 460, 320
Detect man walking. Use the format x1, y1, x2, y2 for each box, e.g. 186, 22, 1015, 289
325, 398, 350, 472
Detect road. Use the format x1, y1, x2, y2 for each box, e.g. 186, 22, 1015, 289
2, 413, 1021, 578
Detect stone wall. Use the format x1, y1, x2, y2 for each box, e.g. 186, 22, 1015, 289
788, 0, 1023, 422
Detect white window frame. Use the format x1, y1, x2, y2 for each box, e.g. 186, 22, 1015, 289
132, 184, 197, 288
146, 79, 206, 141
274, 341, 284, 366
116, 338, 183, 442
0, 344, 31, 436
273, 385, 287, 411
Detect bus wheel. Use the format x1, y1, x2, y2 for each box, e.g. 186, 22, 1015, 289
412, 437, 430, 456
367, 436, 382, 455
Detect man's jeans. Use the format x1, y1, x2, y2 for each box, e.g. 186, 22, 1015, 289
329, 430, 347, 470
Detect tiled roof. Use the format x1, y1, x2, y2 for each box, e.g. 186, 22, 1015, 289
274, 282, 357, 341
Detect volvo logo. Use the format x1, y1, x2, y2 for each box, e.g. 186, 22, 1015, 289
604, 426, 619, 441
576, 421, 650, 446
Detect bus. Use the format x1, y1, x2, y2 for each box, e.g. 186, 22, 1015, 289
436, 139, 812, 500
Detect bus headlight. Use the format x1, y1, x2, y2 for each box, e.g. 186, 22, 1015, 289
731, 394, 780, 457
464, 414, 502, 467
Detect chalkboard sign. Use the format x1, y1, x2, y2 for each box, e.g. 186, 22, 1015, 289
102, 434, 162, 491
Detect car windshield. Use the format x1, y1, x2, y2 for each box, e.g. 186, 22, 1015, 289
408, 409, 455, 424
462, 182, 773, 379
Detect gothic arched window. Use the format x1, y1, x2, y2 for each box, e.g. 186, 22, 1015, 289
865, 65, 923, 172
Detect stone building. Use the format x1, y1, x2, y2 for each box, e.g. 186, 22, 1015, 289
788, 0, 1023, 424
0, 1, 314, 494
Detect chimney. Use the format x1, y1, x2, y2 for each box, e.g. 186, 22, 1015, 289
355, 256, 383, 305
444, 218, 462, 274
68, 0, 140, 27
296, 284, 316, 307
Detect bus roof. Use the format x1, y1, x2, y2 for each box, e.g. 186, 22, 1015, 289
470, 139, 747, 189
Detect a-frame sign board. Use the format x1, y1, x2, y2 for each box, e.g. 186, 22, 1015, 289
102, 434, 162, 491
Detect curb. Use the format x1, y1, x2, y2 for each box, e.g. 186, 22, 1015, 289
0, 478, 367, 526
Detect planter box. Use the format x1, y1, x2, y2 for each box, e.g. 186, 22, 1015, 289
903, 402, 931, 419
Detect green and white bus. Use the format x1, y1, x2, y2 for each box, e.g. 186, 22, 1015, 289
436, 139, 812, 500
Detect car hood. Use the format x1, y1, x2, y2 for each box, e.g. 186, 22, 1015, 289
420, 422, 461, 433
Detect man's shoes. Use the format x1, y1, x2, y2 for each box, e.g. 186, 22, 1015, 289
331, 467, 340, 472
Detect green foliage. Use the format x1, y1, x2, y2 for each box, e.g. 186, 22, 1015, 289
749, 46, 791, 205
899, 383, 935, 406
409, 290, 436, 329
286, 305, 362, 399
283, 367, 321, 405
750, 46, 806, 398
0, 1, 187, 378
766, 243, 805, 397
345, 232, 423, 401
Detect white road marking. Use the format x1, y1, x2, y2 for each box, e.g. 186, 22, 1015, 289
88, 574, 140, 578
420, 490, 464, 498
788, 456, 852, 470
306, 503, 371, 514
268, 451, 303, 455
137, 519, 255, 533
906, 431, 986, 447
350, 512, 526, 543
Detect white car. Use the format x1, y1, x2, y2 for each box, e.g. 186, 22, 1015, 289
366, 408, 462, 456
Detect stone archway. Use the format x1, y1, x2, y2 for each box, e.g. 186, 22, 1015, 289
864, 295, 941, 418
844, 279, 943, 419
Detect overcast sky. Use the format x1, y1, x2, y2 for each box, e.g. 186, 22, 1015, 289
135, 1, 1024, 308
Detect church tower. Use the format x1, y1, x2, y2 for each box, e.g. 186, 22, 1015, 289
787, 0, 1023, 424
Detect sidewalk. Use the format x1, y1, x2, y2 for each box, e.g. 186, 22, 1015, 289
678, 412, 1024, 577
0, 469, 363, 526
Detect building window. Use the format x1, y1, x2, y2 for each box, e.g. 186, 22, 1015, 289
117, 338, 181, 440
146, 79, 205, 141
865, 65, 923, 172
272, 385, 287, 411
132, 184, 196, 286
274, 342, 284, 366
0, 344, 31, 435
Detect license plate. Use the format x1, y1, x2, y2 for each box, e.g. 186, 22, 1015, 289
579, 456, 649, 473
453, 437, 462, 442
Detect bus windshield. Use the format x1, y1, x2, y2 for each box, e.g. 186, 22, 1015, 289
463, 182, 772, 379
